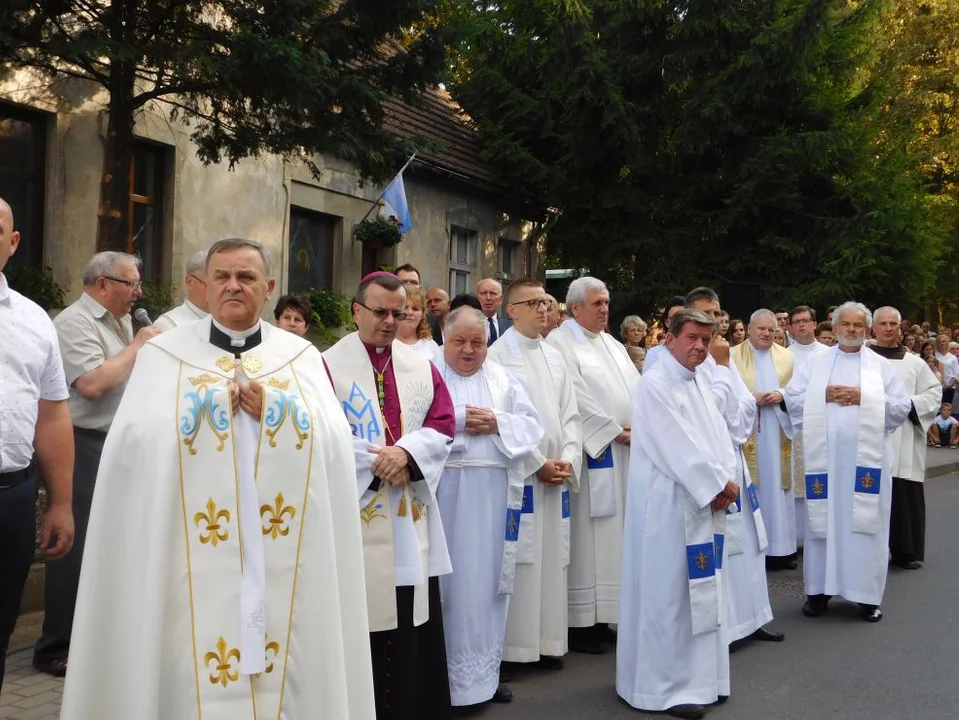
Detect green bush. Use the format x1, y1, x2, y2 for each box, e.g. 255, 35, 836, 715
5, 264, 65, 310
353, 218, 403, 248
297, 287, 355, 345
138, 281, 178, 321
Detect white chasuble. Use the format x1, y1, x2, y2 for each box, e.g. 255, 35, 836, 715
887, 353, 940, 482
617, 351, 733, 712
785, 346, 911, 604
323, 332, 453, 632
731, 342, 796, 556
698, 355, 772, 642
547, 320, 640, 626
490, 327, 582, 661
60, 319, 375, 720
434, 359, 543, 706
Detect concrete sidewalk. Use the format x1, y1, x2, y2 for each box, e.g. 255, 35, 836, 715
0, 651, 61, 720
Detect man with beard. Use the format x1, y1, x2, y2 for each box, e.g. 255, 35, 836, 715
784, 302, 911, 622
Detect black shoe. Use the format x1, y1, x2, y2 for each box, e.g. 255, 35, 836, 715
594, 623, 618, 643
569, 627, 606, 655
750, 626, 785, 642
499, 662, 515, 683
893, 558, 922, 570
783, 553, 798, 570
32, 657, 67, 677
765, 556, 784, 572
714, 695, 729, 705
491, 684, 513, 703
802, 594, 830, 617
534, 655, 564, 670
859, 604, 883, 623
664, 704, 706, 719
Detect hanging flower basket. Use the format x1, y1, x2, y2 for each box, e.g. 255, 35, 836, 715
353, 218, 403, 249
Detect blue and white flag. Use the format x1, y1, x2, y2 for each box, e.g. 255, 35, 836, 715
380, 170, 412, 233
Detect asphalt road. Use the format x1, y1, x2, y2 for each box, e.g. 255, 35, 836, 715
472, 471, 959, 720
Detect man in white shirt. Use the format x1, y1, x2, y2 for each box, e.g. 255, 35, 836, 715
154, 250, 208, 330
34, 251, 161, 677
476, 278, 511, 344
0, 198, 75, 692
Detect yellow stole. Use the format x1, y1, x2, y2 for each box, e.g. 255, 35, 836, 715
733, 342, 793, 490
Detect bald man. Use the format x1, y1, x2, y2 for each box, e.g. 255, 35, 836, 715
476, 278, 512, 345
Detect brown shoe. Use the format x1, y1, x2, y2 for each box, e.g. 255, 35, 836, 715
33, 657, 67, 677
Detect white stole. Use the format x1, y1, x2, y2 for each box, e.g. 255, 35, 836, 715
665, 362, 728, 636
725, 452, 768, 556
324, 334, 434, 631
803, 347, 885, 538
561, 320, 634, 518
494, 329, 574, 567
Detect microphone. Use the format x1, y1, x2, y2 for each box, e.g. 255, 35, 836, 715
134, 308, 153, 326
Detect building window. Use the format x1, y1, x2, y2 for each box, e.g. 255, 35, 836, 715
449, 225, 476, 296
129, 142, 166, 283
497, 238, 517, 281
288, 207, 336, 293
0, 103, 46, 268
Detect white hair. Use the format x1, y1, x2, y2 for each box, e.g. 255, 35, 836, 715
831, 301, 872, 328
566, 276, 608, 307
444, 306, 488, 338
873, 306, 902, 324
749, 308, 776, 325
185, 250, 208, 276
475, 278, 502, 295
82, 251, 142, 285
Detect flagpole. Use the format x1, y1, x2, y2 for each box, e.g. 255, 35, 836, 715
358, 152, 417, 225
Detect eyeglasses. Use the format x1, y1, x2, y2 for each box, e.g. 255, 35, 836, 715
510, 298, 550, 309
102, 276, 142, 290
356, 302, 407, 321
187, 274, 206, 285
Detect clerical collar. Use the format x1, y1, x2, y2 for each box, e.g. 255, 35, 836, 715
663, 347, 695, 381
362, 340, 392, 371
515, 330, 541, 348
210, 319, 262, 356
870, 344, 906, 360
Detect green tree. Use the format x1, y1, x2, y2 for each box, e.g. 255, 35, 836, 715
0, 0, 448, 251
447, 0, 947, 315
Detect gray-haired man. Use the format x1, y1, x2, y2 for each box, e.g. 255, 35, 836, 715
154, 249, 209, 330
34, 251, 161, 676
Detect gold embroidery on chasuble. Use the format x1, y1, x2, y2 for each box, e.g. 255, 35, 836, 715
264, 637, 280, 673
195, 498, 231, 546
204, 636, 241, 688
261, 493, 296, 539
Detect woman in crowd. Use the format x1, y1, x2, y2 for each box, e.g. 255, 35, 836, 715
274, 294, 312, 337
620, 315, 648, 349
903, 334, 919, 354
397, 285, 441, 358
718, 311, 730, 338
726, 318, 746, 346
773, 327, 788, 348
626, 345, 646, 374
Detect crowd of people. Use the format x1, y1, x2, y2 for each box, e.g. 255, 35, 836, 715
0, 191, 943, 719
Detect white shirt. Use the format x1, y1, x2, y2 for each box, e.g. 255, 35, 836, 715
0, 273, 70, 471
936, 352, 959, 387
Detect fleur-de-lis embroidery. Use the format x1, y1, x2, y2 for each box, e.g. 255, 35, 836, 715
203, 637, 241, 688
180, 382, 230, 455
194, 498, 230, 546
261, 493, 295, 539
812, 479, 825, 496
264, 389, 311, 449
265, 638, 280, 674
860, 473, 875, 490
696, 551, 709, 571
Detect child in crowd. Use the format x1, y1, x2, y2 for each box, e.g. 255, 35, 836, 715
928, 402, 959, 448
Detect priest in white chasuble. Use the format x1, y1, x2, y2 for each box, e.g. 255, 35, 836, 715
731, 309, 797, 571
617, 310, 738, 720
787, 305, 830, 546
489, 279, 582, 669
785, 302, 911, 623
433, 307, 543, 706
685, 288, 779, 646
871, 307, 941, 571
323, 272, 456, 720
60, 239, 375, 720
546, 277, 639, 654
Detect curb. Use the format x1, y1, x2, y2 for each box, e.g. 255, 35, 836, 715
927, 461, 959, 479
